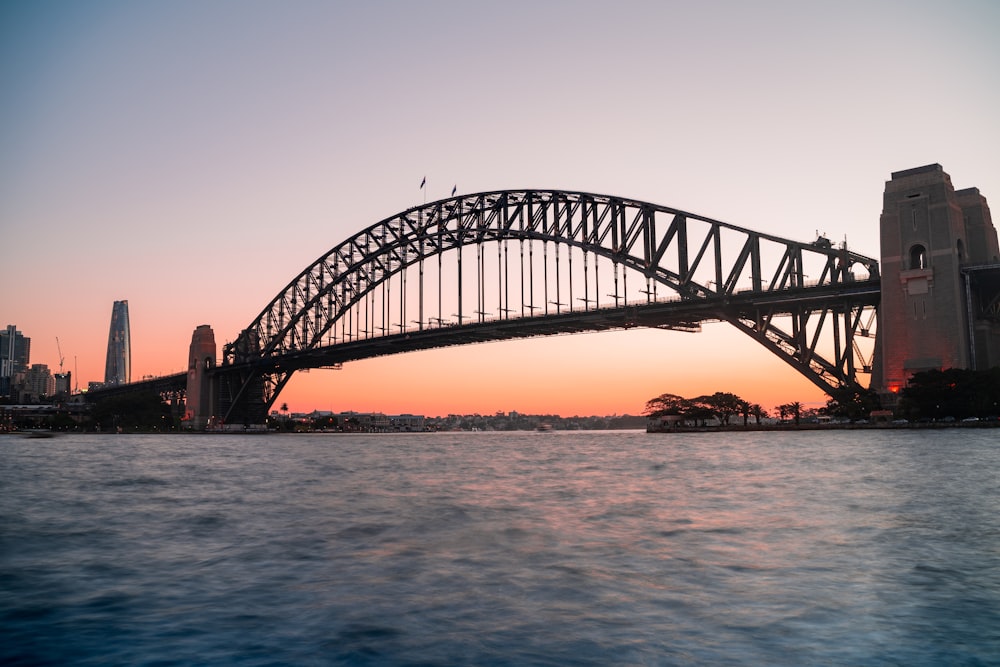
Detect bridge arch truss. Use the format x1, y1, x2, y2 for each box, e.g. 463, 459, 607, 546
220, 190, 880, 422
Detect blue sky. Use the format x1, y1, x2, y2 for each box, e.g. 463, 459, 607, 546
2, 1, 998, 414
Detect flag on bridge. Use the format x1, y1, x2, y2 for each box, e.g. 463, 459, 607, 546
420, 176, 426, 189
451, 185, 457, 196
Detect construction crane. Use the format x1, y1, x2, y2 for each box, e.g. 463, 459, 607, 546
56, 337, 65, 374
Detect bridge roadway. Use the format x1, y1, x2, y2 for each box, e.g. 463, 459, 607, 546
88, 277, 880, 402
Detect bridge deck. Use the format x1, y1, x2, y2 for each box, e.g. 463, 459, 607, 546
87, 278, 881, 405
244, 279, 881, 373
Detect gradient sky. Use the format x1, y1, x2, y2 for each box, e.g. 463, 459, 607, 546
3, 0, 999, 416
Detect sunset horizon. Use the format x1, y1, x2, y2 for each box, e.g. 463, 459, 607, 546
3, 1, 996, 420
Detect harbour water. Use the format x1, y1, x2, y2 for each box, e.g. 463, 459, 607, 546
2, 429, 998, 665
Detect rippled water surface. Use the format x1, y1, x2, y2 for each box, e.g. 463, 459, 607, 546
2, 429, 999, 665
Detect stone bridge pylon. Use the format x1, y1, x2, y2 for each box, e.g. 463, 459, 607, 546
875, 164, 1000, 402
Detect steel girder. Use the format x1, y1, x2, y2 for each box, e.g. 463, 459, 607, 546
962, 264, 1000, 322
219, 190, 881, 421
723, 290, 880, 395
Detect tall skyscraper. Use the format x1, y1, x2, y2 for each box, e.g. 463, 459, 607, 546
1, 325, 30, 397
54, 372, 72, 396
104, 300, 131, 386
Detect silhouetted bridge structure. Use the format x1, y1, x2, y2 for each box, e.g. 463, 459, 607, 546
90, 190, 882, 424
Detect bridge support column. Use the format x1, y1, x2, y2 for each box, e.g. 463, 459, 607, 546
877, 164, 1000, 401
183, 325, 216, 430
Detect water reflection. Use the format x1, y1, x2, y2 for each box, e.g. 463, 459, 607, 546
0, 430, 997, 665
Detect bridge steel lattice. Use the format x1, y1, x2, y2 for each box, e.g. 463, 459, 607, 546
215, 190, 881, 424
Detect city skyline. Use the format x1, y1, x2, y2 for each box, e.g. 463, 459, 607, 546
3, 1, 998, 415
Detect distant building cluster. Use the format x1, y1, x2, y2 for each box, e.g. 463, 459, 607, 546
274, 410, 427, 432
272, 409, 646, 432
1, 324, 70, 403
3, 299, 131, 404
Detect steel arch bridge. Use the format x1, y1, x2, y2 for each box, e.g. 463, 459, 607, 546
214, 189, 881, 424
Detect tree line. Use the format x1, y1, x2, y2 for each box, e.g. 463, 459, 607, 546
646, 367, 1000, 428
644, 392, 774, 426
897, 367, 1000, 420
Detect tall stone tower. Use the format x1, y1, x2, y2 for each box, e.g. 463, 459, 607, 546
184, 325, 216, 430
878, 164, 1000, 398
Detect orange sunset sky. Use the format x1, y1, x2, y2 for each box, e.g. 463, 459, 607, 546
3, 1, 999, 416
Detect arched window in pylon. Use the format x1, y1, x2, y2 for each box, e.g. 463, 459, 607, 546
909, 244, 927, 270
956, 238, 965, 263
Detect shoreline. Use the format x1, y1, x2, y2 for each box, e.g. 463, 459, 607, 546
647, 420, 1000, 433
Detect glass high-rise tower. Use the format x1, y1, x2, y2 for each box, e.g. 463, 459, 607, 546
104, 300, 131, 385
1, 325, 30, 397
